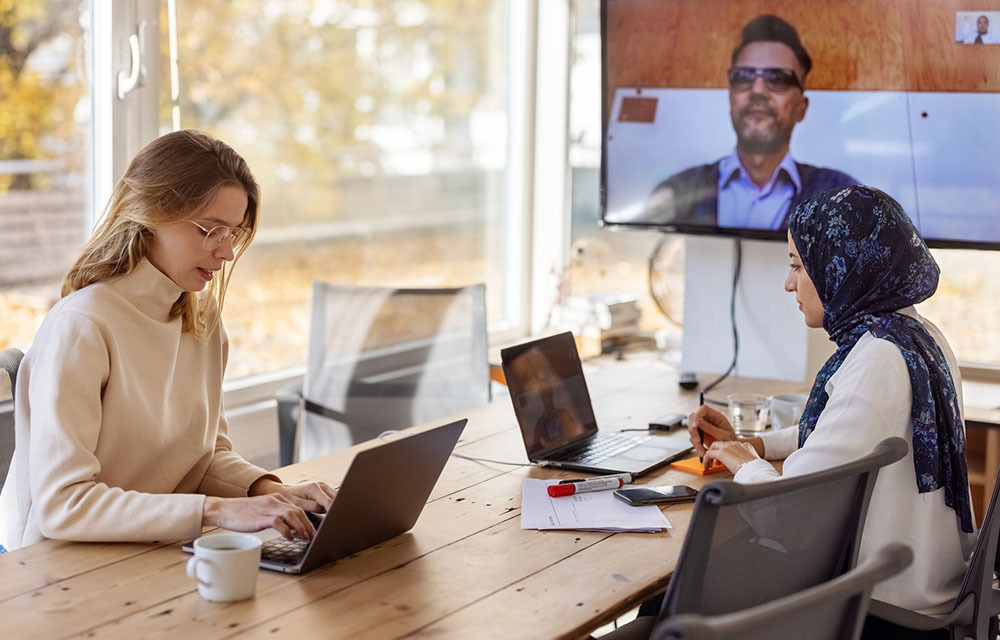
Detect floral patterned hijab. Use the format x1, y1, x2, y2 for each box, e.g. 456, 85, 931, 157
789, 185, 972, 533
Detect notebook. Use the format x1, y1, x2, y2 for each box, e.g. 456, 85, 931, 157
501, 332, 692, 476
183, 418, 466, 574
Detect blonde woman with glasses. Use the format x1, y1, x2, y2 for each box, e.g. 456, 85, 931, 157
0, 130, 333, 551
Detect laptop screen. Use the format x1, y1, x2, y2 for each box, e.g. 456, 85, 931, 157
501, 332, 599, 458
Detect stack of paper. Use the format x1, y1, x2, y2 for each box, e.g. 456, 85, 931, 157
520, 479, 670, 533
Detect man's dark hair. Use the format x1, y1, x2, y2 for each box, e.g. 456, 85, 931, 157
731, 14, 812, 77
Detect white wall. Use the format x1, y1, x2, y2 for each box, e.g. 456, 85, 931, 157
681, 236, 834, 384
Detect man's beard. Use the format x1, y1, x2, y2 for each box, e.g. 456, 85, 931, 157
732, 98, 790, 155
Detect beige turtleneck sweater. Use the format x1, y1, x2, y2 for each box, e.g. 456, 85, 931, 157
0, 258, 275, 549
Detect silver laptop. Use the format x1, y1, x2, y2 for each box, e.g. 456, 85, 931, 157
501, 332, 691, 476
184, 418, 466, 574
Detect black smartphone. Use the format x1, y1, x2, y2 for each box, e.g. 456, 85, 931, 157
613, 485, 699, 506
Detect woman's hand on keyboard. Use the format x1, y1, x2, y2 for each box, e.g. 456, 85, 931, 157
248, 478, 337, 515
202, 494, 316, 541
272, 481, 336, 515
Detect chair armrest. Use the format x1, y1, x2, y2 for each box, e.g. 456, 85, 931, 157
867, 596, 972, 631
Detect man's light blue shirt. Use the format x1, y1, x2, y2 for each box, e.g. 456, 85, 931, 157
717, 149, 802, 230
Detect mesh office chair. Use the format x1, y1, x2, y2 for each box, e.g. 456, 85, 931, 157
600, 437, 908, 639
277, 282, 488, 466
0, 348, 24, 493
868, 464, 1000, 640
650, 543, 914, 640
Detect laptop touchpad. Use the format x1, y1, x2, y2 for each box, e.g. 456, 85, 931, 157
621, 446, 669, 461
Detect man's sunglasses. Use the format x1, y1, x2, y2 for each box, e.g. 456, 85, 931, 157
727, 66, 803, 92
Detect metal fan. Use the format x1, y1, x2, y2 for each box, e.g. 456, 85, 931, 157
647, 234, 684, 327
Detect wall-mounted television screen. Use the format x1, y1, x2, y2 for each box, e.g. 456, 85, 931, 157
600, 0, 1000, 249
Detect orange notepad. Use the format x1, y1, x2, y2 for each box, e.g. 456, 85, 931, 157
670, 456, 727, 475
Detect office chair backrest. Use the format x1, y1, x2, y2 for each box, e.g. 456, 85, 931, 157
859, 445, 1000, 639
297, 282, 488, 459
949, 460, 1000, 637
658, 437, 908, 620
651, 543, 914, 640
0, 348, 24, 492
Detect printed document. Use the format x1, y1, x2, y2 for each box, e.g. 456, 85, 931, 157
520, 478, 670, 532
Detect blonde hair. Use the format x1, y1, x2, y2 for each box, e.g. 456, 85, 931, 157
62, 130, 260, 337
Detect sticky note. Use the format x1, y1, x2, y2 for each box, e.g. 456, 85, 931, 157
670, 456, 727, 475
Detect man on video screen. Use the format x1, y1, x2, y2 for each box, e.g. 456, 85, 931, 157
964, 15, 999, 44
643, 15, 857, 230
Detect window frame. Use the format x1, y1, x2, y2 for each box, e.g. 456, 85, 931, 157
92, 0, 162, 227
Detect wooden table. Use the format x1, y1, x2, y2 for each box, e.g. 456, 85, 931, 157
0, 354, 805, 639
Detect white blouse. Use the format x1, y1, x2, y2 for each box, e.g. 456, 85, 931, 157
735, 308, 976, 615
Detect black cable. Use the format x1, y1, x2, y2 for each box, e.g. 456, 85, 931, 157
701, 239, 742, 400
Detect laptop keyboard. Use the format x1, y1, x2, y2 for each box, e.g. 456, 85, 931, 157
261, 537, 309, 565
549, 432, 648, 465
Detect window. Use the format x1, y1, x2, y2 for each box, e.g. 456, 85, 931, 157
567, 0, 680, 344
921, 250, 1000, 368
0, 1, 91, 353
160, 1, 522, 380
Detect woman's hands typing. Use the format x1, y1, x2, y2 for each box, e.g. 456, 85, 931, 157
201, 478, 337, 541
250, 478, 336, 514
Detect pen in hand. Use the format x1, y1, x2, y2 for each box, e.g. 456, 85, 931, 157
698, 391, 706, 463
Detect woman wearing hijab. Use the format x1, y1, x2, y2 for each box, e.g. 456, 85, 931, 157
689, 185, 975, 639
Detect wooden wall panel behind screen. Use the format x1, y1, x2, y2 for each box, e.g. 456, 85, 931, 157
606, 0, 728, 90
606, 0, 1000, 96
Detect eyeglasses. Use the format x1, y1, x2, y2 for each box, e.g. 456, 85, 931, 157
188, 220, 251, 251
727, 66, 803, 92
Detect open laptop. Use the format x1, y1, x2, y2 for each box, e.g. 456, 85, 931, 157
184, 418, 466, 574
501, 332, 691, 476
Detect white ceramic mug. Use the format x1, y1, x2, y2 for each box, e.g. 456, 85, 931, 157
185, 532, 262, 602
770, 393, 809, 429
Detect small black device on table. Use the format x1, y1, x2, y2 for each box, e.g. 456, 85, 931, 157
614, 485, 698, 506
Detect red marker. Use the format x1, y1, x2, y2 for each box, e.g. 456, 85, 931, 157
558, 472, 632, 485
547, 475, 628, 497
